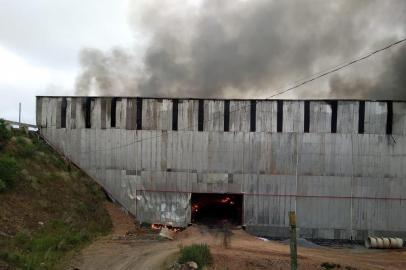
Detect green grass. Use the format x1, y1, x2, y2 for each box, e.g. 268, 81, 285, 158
0, 178, 6, 192
0, 221, 94, 270
178, 243, 213, 270
15, 136, 37, 158
0, 119, 19, 192
321, 262, 341, 270
0, 119, 12, 150
0, 155, 19, 191
0, 119, 112, 269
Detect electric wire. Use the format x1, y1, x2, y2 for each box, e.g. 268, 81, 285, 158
69, 37, 406, 154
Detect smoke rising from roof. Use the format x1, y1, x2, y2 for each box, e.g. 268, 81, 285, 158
75, 0, 406, 99
329, 45, 406, 99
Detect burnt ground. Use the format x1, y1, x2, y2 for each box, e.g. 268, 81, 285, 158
69, 203, 406, 270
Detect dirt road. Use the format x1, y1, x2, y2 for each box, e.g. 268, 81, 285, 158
69, 203, 406, 270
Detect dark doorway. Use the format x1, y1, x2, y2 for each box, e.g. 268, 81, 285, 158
191, 193, 243, 226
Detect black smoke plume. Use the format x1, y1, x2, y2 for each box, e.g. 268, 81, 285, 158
76, 0, 406, 99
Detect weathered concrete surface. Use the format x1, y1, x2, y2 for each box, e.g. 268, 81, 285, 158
37, 97, 406, 240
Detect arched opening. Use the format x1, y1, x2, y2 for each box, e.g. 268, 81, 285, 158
191, 193, 243, 226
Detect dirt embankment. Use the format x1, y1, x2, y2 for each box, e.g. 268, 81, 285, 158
0, 126, 112, 269
71, 203, 406, 270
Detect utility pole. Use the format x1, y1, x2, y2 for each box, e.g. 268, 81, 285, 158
18, 102, 21, 125
289, 211, 297, 270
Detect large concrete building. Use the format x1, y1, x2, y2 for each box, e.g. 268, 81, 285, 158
36, 96, 406, 240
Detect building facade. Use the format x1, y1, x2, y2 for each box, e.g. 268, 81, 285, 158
36, 96, 406, 240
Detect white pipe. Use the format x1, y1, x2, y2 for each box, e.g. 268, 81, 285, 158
376, 237, 384, 248
366, 236, 404, 249
389, 238, 397, 248
365, 236, 375, 248
383, 238, 390, 248
392, 238, 403, 248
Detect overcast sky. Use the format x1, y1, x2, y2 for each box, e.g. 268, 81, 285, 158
0, 0, 405, 125
0, 0, 134, 124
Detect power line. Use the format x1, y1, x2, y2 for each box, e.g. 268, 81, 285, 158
131, 37, 406, 128
74, 36, 406, 154
80, 37, 406, 129
268, 37, 406, 98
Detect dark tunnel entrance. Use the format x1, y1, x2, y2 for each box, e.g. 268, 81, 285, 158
191, 193, 243, 226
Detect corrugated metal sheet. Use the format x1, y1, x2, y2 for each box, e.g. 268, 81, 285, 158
365, 101, 387, 134
37, 97, 406, 239
309, 101, 332, 133
393, 102, 406, 135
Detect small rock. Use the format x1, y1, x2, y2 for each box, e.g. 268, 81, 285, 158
159, 227, 175, 240
185, 261, 198, 269
256, 237, 270, 242
111, 235, 121, 240
0, 231, 10, 237
168, 262, 182, 270
168, 261, 198, 270
38, 221, 44, 226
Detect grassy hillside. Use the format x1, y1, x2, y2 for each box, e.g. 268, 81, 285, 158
0, 120, 112, 270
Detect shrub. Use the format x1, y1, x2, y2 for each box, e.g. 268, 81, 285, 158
178, 243, 213, 270
15, 136, 26, 145
18, 143, 36, 158
0, 156, 19, 189
0, 119, 12, 150
0, 221, 95, 269
15, 136, 36, 158
0, 251, 25, 268
0, 119, 11, 140
0, 178, 6, 192
321, 262, 341, 270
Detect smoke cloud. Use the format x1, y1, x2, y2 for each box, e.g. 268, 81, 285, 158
75, 0, 406, 99
329, 45, 406, 99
